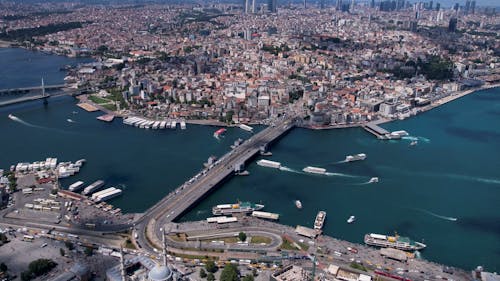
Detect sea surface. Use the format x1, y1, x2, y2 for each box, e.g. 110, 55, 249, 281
0, 48, 91, 90
182, 90, 500, 271
1, 48, 499, 271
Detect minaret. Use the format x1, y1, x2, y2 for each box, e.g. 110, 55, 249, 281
162, 228, 168, 267
41, 78, 45, 97
120, 247, 126, 281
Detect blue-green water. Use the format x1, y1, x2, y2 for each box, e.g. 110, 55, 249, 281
1, 48, 499, 271
182, 89, 500, 271
0, 48, 91, 90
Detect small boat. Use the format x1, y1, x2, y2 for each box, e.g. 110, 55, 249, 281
213, 128, 226, 138
8, 114, 15, 120
67, 119, 75, 123
410, 140, 418, 146
368, 177, 379, 183
236, 170, 250, 176
295, 200, 302, 209
347, 215, 356, 224
345, 153, 366, 162
72, 111, 78, 114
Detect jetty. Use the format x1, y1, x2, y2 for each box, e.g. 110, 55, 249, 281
363, 122, 391, 139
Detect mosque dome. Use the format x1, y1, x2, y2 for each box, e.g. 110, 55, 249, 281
148, 265, 172, 281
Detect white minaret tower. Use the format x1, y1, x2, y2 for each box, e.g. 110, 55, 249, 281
120, 247, 126, 281
162, 228, 168, 267
41, 78, 46, 97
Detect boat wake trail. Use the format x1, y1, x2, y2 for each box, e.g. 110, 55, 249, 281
196, 210, 208, 215
447, 174, 500, 185
325, 172, 358, 178
8, 114, 44, 129
279, 166, 305, 175
413, 208, 458, 221
402, 136, 431, 143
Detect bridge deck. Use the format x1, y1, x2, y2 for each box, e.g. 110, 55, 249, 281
140, 120, 295, 227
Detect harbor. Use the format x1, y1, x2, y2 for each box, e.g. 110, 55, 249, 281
123, 116, 187, 130
2, 88, 500, 271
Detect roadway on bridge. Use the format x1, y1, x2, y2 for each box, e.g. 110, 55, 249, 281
134, 117, 295, 253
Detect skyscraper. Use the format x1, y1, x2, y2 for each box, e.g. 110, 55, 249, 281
436, 2, 440, 11
336, 0, 342, 10
268, 0, 277, 13
320, 0, 325, 9
370, 0, 375, 8
470, 0, 476, 14
464, 0, 471, 14
448, 17, 457, 32
303, 0, 307, 9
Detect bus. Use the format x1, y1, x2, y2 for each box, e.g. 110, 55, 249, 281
23, 235, 35, 242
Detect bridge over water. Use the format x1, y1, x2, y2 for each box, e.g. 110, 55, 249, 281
135, 117, 298, 251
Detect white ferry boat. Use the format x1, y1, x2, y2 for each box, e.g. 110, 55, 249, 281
303, 166, 326, 175
369, 177, 379, 183
347, 216, 356, 224
345, 153, 366, 162
212, 202, 264, 215
314, 211, 326, 230
364, 233, 426, 251
257, 159, 281, 169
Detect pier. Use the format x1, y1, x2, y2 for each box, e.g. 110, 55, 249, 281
362, 122, 390, 139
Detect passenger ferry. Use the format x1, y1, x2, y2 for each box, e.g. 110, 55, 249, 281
364, 233, 426, 251
345, 153, 366, 162
212, 201, 264, 215
314, 211, 326, 230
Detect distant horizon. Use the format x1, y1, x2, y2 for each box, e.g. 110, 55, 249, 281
5, 0, 500, 8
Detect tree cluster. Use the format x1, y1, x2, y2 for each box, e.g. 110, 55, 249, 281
21, 259, 57, 281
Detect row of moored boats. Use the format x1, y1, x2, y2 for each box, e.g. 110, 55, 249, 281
123, 117, 186, 130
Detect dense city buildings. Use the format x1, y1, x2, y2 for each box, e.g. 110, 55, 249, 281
0, 1, 498, 128
0, 1, 500, 280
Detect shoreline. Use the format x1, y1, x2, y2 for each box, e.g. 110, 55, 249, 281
99, 83, 500, 131
303, 82, 500, 130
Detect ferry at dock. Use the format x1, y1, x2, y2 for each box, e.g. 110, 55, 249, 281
364, 233, 426, 251
314, 211, 326, 230
212, 201, 264, 215
257, 159, 281, 169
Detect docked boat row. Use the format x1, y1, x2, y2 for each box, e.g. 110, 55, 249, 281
11, 158, 86, 178
90, 187, 122, 202
364, 233, 426, 251
212, 201, 264, 216
123, 116, 186, 130
82, 180, 105, 195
